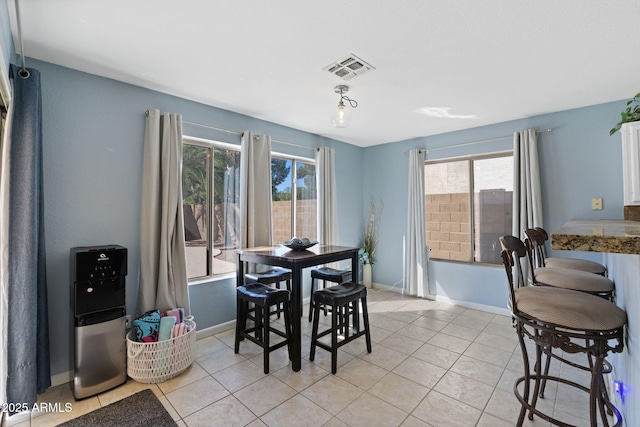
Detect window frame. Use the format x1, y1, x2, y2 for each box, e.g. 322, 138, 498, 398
424, 150, 513, 266
271, 151, 316, 242
181, 140, 317, 283
183, 136, 241, 283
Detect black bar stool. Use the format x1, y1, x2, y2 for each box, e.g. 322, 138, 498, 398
245, 267, 291, 318
235, 282, 292, 374
310, 281, 371, 374
308, 267, 352, 322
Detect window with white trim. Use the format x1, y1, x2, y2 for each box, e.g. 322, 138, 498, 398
182, 137, 241, 280
271, 155, 317, 244
181, 139, 318, 281
425, 152, 513, 264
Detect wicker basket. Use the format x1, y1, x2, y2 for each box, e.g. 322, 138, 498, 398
126, 318, 196, 383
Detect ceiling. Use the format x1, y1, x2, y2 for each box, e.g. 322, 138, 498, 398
7, 0, 640, 147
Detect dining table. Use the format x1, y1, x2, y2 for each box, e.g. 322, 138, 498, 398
236, 244, 360, 371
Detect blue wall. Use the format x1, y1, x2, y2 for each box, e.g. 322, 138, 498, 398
30, 58, 363, 376
365, 100, 626, 309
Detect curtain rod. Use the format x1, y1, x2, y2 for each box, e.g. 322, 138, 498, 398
181, 119, 316, 151
405, 128, 553, 155
14, 0, 29, 78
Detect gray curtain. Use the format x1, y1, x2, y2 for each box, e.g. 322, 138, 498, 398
404, 149, 428, 297
315, 147, 338, 245
4, 66, 50, 410
138, 109, 190, 316
240, 132, 273, 249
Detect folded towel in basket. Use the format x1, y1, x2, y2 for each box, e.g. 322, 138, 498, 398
133, 310, 160, 342
171, 322, 188, 339
159, 316, 176, 341
166, 308, 183, 323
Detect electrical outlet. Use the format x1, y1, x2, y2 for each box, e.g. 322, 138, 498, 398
125, 315, 131, 329
592, 198, 603, 210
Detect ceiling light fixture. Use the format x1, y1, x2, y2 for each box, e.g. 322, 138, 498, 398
331, 85, 358, 128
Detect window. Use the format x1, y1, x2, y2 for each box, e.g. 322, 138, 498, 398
182, 137, 241, 280
271, 156, 317, 243
425, 152, 513, 264
181, 140, 317, 281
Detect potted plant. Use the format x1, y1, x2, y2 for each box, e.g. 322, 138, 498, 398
360, 197, 383, 288
610, 92, 640, 135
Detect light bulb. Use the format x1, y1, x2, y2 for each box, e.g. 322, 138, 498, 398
331, 102, 351, 128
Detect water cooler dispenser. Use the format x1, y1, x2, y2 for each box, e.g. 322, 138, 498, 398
71, 245, 127, 399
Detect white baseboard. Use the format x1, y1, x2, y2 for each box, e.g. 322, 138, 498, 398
431, 295, 511, 317
369, 282, 405, 294
195, 319, 236, 340
51, 370, 73, 387
371, 282, 511, 317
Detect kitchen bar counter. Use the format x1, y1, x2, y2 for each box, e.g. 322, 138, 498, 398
551, 219, 640, 254
552, 219, 640, 425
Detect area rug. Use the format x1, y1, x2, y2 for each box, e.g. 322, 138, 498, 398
56, 389, 177, 427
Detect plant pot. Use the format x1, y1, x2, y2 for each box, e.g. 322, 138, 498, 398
362, 264, 372, 288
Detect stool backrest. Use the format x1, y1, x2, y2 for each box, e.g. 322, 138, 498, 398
499, 234, 536, 291
500, 249, 518, 314
535, 227, 551, 256
523, 228, 547, 268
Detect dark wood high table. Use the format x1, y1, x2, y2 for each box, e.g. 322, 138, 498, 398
237, 244, 360, 371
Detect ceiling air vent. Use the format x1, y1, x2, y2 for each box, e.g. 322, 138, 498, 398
323, 54, 375, 81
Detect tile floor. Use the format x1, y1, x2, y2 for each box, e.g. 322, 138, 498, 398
7, 289, 607, 427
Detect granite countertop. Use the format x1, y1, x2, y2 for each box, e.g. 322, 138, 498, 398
551, 220, 640, 254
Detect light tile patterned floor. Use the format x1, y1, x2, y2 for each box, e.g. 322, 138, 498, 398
7, 290, 604, 427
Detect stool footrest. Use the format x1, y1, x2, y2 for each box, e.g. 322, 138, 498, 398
314, 329, 367, 352
239, 329, 289, 352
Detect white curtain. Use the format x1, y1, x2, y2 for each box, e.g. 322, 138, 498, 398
315, 147, 338, 245
513, 129, 542, 284
138, 109, 190, 316
512, 129, 543, 238
405, 149, 427, 297
240, 132, 273, 249
0, 84, 12, 409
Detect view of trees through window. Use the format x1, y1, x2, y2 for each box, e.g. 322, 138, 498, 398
182, 140, 241, 280
182, 140, 318, 281
271, 157, 317, 244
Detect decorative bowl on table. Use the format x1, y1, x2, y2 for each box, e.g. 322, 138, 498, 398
282, 238, 318, 251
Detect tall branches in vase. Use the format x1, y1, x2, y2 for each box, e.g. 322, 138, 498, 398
360, 197, 383, 265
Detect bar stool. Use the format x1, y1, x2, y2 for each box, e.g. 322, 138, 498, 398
245, 268, 291, 318
308, 267, 352, 322
310, 281, 371, 374
502, 234, 617, 405
501, 235, 614, 300
235, 282, 292, 374
500, 247, 626, 426
525, 227, 606, 275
